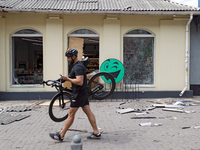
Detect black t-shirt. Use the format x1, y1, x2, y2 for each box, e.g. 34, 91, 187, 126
69, 61, 87, 94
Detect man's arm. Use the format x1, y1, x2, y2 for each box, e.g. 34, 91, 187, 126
61, 75, 84, 86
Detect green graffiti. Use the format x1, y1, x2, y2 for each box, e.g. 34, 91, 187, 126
100, 58, 125, 83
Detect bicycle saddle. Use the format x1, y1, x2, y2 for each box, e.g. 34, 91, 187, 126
81, 57, 90, 67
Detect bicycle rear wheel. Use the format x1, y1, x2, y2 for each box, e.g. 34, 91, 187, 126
49, 92, 71, 122
88, 72, 116, 100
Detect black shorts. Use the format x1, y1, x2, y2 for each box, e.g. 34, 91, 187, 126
70, 88, 89, 108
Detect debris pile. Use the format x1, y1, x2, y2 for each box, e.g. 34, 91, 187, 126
0, 113, 30, 125
116, 98, 200, 128
0, 105, 39, 125
3, 105, 36, 112
116, 100, 155, 113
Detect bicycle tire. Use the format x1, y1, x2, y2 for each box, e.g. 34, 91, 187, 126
88, 72, 116, 100
49, 92, 71, 122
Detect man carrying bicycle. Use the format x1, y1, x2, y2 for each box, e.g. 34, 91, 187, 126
49, 48, 101, 141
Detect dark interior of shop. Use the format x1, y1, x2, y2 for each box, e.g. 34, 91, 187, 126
12, 37, 43, 84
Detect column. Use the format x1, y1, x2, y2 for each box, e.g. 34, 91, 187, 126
45, 15, 63, 82
102, 15, 121, 62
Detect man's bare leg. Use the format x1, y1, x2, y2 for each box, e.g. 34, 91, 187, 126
82, 105, 99, 134
60, 107, 79, 138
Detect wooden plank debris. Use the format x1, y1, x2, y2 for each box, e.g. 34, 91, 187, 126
131, 117, 156, 119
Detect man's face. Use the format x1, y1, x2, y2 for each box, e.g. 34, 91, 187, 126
67, 56, 72, 64
67, 55, 76, 65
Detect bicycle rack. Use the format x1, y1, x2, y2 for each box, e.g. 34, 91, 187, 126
104, 81, 140, 101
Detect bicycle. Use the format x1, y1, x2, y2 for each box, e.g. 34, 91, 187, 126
43, 57, 116, 122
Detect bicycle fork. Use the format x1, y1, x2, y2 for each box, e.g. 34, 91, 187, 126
58, 86, 65, 109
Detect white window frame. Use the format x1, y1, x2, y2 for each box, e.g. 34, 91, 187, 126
11, 31, 43, 87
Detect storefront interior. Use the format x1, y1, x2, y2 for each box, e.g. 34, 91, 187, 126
12, 36, 43, 85
83, 37, 99, 73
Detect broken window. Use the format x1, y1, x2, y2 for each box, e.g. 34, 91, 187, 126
123, 29, 154, 85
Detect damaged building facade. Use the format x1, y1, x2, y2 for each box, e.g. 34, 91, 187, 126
0, 0, 200, 100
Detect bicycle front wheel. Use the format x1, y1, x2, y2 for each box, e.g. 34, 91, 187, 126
49, 92, 71, 122
88, 72, 116, 100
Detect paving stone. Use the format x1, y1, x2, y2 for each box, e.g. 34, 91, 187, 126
0, 98, 200, 149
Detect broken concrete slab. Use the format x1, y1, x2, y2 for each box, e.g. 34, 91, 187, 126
153, 123, 163, 127
3, 105, 37, 112
117, 100, 155, 111
162, 108, 193, 114
162, 108, 185, 113
0, 113, 31, 125
116, 108, 135, 114
139, 122, 152, 127
134, 112, 149, 116
153, 104, 184, 109
139, 122, 163, 127
182, 126, 200, 129
193, 126, 200, 129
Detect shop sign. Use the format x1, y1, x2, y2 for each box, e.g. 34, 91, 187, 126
100, 58, 125, 83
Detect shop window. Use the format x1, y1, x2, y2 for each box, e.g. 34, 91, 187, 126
68, 29, 99, 73
12, 29, 43, 85
123, 29, 154, 85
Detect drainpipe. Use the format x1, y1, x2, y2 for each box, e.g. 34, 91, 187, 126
179, 14, 193, 96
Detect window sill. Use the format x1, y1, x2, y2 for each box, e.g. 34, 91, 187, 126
10, 84, 43, 88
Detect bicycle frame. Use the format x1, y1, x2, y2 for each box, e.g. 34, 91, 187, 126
89, 82, 104, 96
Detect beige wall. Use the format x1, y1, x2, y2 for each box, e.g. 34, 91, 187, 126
4, 13, 46, 91
159, 19, 188, 91
0, 13, 190, 92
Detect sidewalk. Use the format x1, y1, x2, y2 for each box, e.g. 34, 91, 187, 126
0, 97, 200, 150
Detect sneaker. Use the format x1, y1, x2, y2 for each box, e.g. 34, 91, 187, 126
87, 132, 101, 139
49, 132, 64, 141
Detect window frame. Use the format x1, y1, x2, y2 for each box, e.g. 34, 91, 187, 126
10, 29, 43, 87
123, 29, 155, 87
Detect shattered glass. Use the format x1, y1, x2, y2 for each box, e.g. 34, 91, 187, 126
123, 37, 154, 84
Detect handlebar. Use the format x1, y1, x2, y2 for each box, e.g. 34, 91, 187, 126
43, 80, 62, 88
